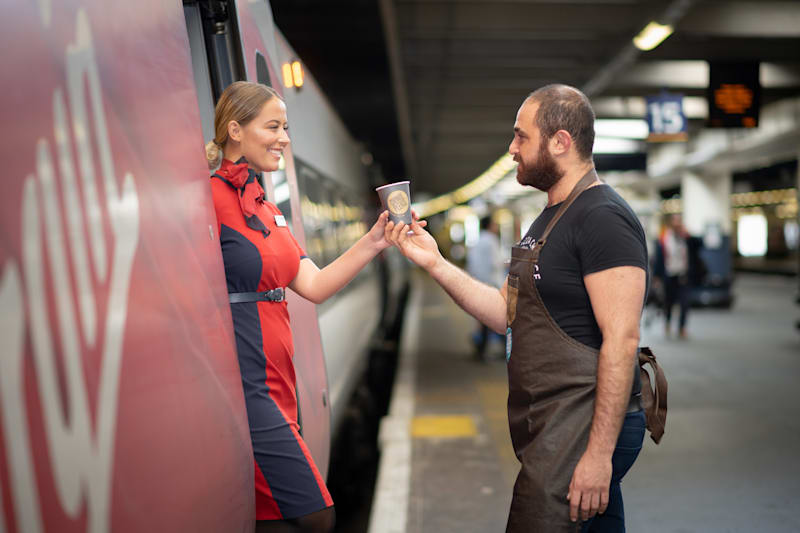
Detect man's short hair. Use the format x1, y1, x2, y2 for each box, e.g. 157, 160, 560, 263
527, 84, 595, 161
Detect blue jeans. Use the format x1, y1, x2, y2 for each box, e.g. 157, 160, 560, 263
580, 410, 646, 533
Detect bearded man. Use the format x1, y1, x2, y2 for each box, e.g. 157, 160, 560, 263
385, 84, 649, 533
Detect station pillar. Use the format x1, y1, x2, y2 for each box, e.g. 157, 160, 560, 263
681, 170, 734, 305
681, 171, 731, 239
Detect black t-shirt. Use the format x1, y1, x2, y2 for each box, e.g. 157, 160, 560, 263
518, 184, 649, 350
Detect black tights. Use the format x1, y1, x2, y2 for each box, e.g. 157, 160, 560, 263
255, 507, 335, 533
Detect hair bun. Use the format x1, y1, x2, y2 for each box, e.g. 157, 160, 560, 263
205, 140, 222, 170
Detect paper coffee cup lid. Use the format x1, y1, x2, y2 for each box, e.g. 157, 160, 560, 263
375, 180, 410, 191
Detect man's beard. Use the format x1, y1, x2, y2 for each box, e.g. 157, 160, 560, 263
515, 141, 564, 192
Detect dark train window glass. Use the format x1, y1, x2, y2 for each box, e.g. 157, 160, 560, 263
256, 51, 271, 87
319, 182, 339, 266
293, 158, 374, 293
298, 165, 329, 267
326, 182, 345, 258
271, 167, 293, 232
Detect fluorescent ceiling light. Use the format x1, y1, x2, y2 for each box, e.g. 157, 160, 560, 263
594, 119, 649, 139
633, 22, 674, 51
412, 153, 516, 218
593, 137, 643, 154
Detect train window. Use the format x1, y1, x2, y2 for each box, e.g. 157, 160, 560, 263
339, 190, 373, 287
271, 164, 293, 232
256, 51, 271, 87
298, 164, 328, 267
331, 191, 347, 256
323, 182, 344, 261
293, 159, 374, 299
319, 182, 339, 266
333, 191, 360, 255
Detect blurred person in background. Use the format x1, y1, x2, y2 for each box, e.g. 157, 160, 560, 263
466, 215, 504, 360
653, 214, 705, 339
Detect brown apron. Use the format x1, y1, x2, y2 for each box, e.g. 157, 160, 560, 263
504, 170, 638, 532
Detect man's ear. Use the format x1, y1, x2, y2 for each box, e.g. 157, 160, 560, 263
227, 120, 242, 143
550, 130, 572, 156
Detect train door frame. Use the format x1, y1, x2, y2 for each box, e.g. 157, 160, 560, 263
185, 0, 246, 99
183, 0, 247, 143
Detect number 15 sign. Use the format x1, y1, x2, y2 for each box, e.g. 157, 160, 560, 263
646, 93, 688, 142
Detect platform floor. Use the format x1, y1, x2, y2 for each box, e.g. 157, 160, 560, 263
369, 272, 800, 533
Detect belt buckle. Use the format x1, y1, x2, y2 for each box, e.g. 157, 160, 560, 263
266, 288, 285, 302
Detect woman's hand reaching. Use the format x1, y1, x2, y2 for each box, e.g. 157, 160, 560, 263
368, 210, 427, 253
290, 210, 427, 304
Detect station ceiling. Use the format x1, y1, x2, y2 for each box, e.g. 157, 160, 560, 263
271, 0, 800, 196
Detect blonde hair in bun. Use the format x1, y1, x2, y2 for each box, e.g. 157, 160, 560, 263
205, 139, 223, 170
205, 81, 282, 170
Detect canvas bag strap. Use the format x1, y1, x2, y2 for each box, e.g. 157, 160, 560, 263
638, 346, 669, 444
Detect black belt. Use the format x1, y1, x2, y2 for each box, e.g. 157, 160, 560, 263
228, 288, 285, 303
627, 392, 643, 413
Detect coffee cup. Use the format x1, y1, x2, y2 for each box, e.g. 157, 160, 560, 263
376, 181, 412, 225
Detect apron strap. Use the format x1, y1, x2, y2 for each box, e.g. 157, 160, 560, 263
531, 169, 599, 261
540, 169, 599, 244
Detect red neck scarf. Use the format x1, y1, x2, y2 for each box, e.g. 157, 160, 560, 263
215, 158, 270, 237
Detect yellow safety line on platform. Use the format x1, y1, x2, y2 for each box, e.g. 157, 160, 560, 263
411, 415, 477, 438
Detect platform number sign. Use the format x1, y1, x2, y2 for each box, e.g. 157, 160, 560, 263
646, 93, 688, 142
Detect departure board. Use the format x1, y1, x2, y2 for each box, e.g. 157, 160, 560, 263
707, 62, 760, 128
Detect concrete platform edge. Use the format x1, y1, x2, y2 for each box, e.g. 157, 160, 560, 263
367, 273, 422, 533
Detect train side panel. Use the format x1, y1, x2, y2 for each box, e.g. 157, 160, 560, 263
0, 2, 252, 532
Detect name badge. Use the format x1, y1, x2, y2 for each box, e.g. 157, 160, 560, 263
274, 215, 287, 227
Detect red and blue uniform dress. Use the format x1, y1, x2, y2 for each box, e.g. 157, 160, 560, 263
210, 157, 333, 520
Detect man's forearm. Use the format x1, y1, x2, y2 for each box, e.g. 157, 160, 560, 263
586, 337, 638, 457
428, 257, 507, 334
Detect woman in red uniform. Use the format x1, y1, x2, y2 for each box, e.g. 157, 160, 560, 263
205, 82, 406, 533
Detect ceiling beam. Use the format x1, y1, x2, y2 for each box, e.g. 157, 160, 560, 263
582, 0, 696, 97
650, 36, 800, 62
608, 61, 800, 90
396, 0, 641, 4
396, 2, 659, 32
402, 29, 622, 40
379, 0, 419, 179
679, 1, 800, 38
